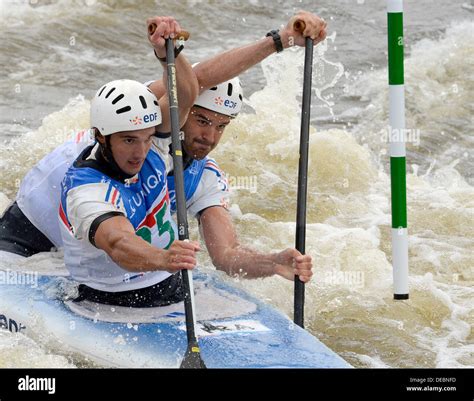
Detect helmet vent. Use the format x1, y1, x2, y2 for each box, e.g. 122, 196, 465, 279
153, 100, 158, 106
139, 96, 148, 109
209, 86, 218, 91
98, 86, 107, 96
239, 94, 243, 101
112, 94, 124, 105
227, 83, 233, 96
105, 87, 116, 99
116, 106, 131, 114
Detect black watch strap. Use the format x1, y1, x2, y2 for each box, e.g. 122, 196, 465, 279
154, 44, 184, 62
266, 29, 284, 53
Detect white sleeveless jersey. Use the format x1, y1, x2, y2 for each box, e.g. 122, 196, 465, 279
167, 157, 230, 218
59, 143, 175, 292
16, 132, 230, 249
17, 130, 94, 246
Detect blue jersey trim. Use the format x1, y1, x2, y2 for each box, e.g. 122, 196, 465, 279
167, 158, 208, 213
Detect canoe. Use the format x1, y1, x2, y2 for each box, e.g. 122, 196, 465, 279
0, 265, 351, 368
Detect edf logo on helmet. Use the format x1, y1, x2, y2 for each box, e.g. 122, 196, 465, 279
130, 112, 159, 125
214, 97, 237, 109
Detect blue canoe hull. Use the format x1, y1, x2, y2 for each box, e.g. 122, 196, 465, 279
0, 269, 351, 368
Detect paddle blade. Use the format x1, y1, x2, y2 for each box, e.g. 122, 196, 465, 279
180, 341, 206, 369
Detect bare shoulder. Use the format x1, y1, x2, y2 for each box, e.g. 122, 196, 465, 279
148, 80, 166, 99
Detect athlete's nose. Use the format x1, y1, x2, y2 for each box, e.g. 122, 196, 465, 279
200, 126, 217, 144
135, 141, 149, 159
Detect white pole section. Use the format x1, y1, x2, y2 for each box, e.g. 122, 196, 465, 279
387, 0, 409, 299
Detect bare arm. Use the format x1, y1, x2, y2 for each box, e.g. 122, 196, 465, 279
144, 11, 327, 105
193, 38, 276, 93
146, 16, 199, 131
94, 215, 200, 273
193, 10, 327, 92
199, 207, 313, 282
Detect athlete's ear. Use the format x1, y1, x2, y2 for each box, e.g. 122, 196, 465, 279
94, 129, 106, 145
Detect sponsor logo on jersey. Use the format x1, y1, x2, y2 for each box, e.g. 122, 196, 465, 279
127, 167, 165, 218
136, 190, 174, 248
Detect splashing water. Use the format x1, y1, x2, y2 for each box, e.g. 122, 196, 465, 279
0, 2, 472, 369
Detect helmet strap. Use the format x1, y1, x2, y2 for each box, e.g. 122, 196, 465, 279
95, 135, 135, 181
181, 140, 194, 168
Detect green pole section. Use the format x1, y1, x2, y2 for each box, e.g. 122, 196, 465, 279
387, 0, 409, 300
388, 12, 404, 85
390, 157, 407, 228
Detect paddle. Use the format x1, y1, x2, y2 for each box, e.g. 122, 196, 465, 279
157, 29, 206, 368
293, 20, 314, 329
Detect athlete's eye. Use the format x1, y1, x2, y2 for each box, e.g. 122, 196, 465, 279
196, 119, 210, 127
124, 138, 135, 144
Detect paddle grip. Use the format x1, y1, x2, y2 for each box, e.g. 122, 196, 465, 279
148, 22, 190, 41
292, 19, 306, 33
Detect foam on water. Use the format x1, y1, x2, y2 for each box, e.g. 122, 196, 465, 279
0, 95, 90, 199
0, 10, 472, 368
201, 26, 473, 368
347, 20, 474, 181
0, 329, 75, 368
0, 0, 111, 29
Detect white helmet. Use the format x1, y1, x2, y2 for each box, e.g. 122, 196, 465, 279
91, 79, 162, 136
194, 76, 243, 117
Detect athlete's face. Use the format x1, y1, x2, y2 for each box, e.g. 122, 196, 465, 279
103, 127, 155, 175
182, 107, 231, 160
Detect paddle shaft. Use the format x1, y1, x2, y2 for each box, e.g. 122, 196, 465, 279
165, 39, 204, 367
294, 36, 314, 329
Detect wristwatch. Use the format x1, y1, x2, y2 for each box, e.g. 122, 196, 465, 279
154, 44, 184, 62
266, 29, 284, 53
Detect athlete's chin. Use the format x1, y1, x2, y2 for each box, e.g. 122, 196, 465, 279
191, 153, 207, 161
123, 161, 143, 175
191, 147, 212, 160
127, 168, 141, 175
